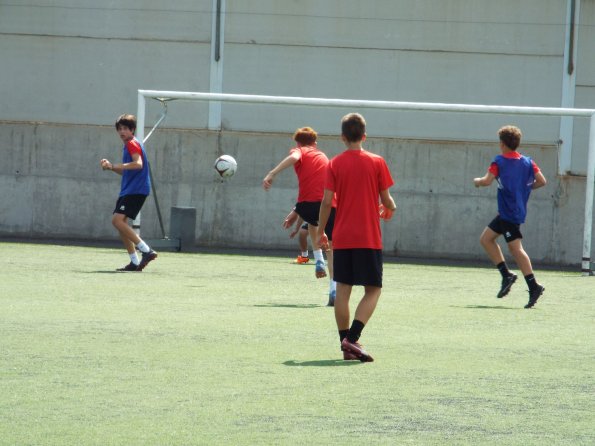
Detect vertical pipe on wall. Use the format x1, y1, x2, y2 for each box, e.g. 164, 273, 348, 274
558, 0, 580, 175
208, 0, 225, 130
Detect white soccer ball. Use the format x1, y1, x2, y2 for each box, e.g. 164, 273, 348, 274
213, 155, 237, 178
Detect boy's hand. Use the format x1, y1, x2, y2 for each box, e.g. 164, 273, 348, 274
282, 210, 298, 229
473, 178, 481, 187
318, 232, 329, 251
379, 204, 395, 221
100, 159, 112, 170
262, 173, 275, 190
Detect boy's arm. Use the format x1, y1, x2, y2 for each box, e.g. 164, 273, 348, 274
474, 172, 495, 188
379, 189, 397, 220
288, 215, 304, 238
262, 153, 300, 190
533, 171, 547, 189
100, 152, 142, 176
317, 189, 333, 249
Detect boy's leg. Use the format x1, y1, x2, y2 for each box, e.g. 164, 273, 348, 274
480, 227, 517, 297
112, 213, 141, 246
507, 239, 533, 276
479, 227, 505, 264
507, 239, 545, 308
353, 286, 382, 326
112, 212, 157, 271
308, 224, 327, 278
326, 243, 336, 306
334, 282, 352, 331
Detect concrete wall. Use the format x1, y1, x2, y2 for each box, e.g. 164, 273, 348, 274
0, 1, 593, 266
1, 121, 591, 266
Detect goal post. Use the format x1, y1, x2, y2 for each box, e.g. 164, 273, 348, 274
137, 89, 595, 275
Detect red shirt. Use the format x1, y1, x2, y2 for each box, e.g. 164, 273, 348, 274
291, 145, 329, 202
326, 149, 394, 249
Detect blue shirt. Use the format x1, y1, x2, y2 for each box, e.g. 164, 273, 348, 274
119, 138, 151, 197
492, 153, 535, 224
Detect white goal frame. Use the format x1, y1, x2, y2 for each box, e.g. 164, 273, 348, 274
137, 90, 595, 275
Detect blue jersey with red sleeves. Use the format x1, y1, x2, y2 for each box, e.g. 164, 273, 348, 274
489, 152, 536, 224
119, 138, 151, 197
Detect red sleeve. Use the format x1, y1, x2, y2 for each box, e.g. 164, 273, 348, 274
325, 162, 336, 192
531, 160, 540, 173
126, 139, 142, 156
289, 146, 301, 160
488, 162, 498, 177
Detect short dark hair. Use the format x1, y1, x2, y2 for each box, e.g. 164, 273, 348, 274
293, 127, 318, 145
498, 125, 522, 150
341, 113, 366, 142
115, 114, 137, 133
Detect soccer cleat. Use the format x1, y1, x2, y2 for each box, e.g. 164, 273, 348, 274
116, 262, 139, 272
497, 274, 517, 298
341, 338, 374, 362
524, 284, 545, 309
342, 349, 359, 360
315, 260, 327, 279
294, 255, 310, 264
327, 289, 336, 307
136, 250, 157, 271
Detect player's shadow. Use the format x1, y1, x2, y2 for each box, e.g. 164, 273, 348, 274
455, 305, 518, 310
76, 270, 120, 274
283, 359, 361, 367
254, 303, 322, 309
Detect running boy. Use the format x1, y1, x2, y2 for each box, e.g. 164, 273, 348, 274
318, 113, 396, 362
473, 125, 546, 308
100, 114, 157, 271
263, 127, 337, 303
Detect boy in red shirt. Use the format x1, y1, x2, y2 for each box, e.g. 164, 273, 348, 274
263, 127, 337, 304
318, 113, 396, 362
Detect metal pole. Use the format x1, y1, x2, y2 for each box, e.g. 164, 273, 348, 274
143, 103, 169, 239
133, 93, 147, 235
582, 112, 595, 275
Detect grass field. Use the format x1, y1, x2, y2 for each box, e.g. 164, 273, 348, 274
1, 241, 594, 445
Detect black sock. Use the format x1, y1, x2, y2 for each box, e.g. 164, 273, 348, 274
347, 320, 365, 343
497, 262, 512, 278
525, 274, 538, 291
339, 329, 349, 344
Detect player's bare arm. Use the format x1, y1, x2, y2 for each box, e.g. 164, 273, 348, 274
474, 172, 495, 188
379, 189, 397, 220
317, 189, 333, 249
101, 152, 143, 176
532, 171, 547, 189
262, 153, 299, 190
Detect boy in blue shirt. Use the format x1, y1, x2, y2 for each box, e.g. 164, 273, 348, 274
474, 125, 547, 308
100, 114, 157, 271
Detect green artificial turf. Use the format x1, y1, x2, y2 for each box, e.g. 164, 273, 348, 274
0, 242, 593, 445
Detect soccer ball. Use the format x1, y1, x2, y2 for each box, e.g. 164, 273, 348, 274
213, 155, 237, 178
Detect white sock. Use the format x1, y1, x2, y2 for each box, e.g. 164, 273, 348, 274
330, 280, 336, 292
313, 249, 324, 262
136, 240, 150, 253
129, 252, 140, 265
301, 251, 309, 257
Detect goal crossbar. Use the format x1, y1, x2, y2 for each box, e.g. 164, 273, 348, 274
137, 90, 595, 274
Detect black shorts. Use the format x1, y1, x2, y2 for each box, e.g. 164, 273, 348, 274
113, 194, 147, 220
488, 215, 523, 243
333, 248, 383, 287
294, 201, 336, 241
